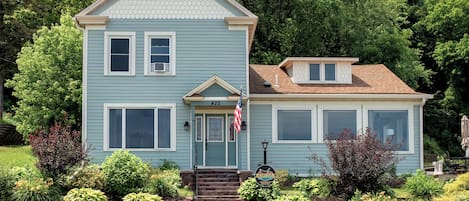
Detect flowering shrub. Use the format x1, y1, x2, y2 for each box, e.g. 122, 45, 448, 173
434, 172, 469, 201
13, 178, 58, 201
311, 128, 397, 199
29, 123, 87, 178
64, 164, 104, 190
146, 170, 180, 199
63, 188, 107, 201
350, 190, 397, 201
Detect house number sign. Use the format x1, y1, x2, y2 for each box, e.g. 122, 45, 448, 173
255, 165, 275, 187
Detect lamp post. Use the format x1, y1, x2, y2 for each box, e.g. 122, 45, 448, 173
262, 140, 268, 164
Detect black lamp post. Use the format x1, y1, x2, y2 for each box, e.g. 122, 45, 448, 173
261, 140, 268, 164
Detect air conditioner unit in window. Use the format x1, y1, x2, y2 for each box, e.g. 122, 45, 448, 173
151, 63, 169, 73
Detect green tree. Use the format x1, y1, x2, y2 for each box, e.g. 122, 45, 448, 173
239, 0, 431, 88
6, 15, 82, 136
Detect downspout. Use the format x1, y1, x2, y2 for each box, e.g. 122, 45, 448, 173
73, 17, 87, 151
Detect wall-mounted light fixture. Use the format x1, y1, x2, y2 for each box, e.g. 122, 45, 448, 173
241, 121, 247, 130
184, 121, 190, 131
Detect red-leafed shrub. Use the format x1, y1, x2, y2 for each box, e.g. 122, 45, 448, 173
29, 123, 87, 178
311, 128, 398, 200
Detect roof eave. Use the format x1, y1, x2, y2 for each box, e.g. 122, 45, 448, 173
249, 93, 434, 102
224, 16, 258, 50
74, 15, 109, 28
279, 57, 360, 68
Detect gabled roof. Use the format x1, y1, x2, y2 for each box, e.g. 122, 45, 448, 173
183, 75, 246, 104
249, 64, 433, 100
279, 57, 359, 68
74, 0, 258, 48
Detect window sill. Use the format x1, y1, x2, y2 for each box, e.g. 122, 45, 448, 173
104, 73, 136, 77
143, 73, 176, 77
272, 140, 315, 144
104, 148, 176, 152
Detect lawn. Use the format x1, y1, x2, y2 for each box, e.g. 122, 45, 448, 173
0, 145, 37, 169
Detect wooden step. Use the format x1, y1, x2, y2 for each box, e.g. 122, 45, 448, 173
196, 195, 242, 201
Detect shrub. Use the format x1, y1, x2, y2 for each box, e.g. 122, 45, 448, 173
273, 194, 309, 201
10, 166, 43, 181
404, 169, 443, 200
274, 169, 289, 187
293, 178, 330, 198
159, 159, 179, 170
0, 168, 15, 201
434, 172, 469, 201
13, 178, 59, 201
238, 178, 281, 201
311, 128, 397, 199
101, 150, 150, 196
146, 170, 180, 199
350, 190, 397, 201
63, 188, 107, 201
64, 164, 104, 190
123, 192, 162, 201
29, 123, 87, 178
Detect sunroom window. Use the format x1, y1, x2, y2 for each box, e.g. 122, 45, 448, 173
277, 110, 312, 141
368, 110, 409, 151
323, 110, 356, 140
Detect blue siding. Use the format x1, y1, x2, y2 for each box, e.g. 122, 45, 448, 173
249, 104, 422, 175
201, 84, 232, 97
86, 19, 246, 169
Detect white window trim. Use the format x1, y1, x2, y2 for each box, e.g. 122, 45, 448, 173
318, 104, 362, 142
104, 32, 136, 76
272, 104, 316, 144
363, 104, 414, 154
103, 103, 176, 151
144, 32, 176, 76
308, 63, 337, 83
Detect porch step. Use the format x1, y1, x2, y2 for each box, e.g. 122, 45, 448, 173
195, 169, 242, 201
196, 195, 242, 201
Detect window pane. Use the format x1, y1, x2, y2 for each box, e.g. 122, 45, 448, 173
152, 38, 169, 47
208, 117, 223, 142
109, 109, 122, 148
151, 46, 169, 54
310, 64, 320, 80
158, 109, 171, 148
196, 117, 202, 142
126, 109, 154, 148
325, 64, 336, 81
111, 55, 129, 71
368, 110, 408, 151
228, 116, 235, 141
111, 39, 129, 54
278, 110, 311, 140
151, 55, 170, 63
323, 110, 356, 140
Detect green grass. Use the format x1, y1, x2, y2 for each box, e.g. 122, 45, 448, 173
0, 146, 37, 169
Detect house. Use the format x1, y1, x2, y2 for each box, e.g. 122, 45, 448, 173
74, 0, 432, 176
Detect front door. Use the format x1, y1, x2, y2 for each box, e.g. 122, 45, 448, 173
194, 113, 237, 167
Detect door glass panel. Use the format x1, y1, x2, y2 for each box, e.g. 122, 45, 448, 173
207, 117, 223, 142
228, 116, 235, 142
195, 116, 203, 142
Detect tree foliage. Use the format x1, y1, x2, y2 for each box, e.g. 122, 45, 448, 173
239, 0, 432, 88
6, 15, 82, 135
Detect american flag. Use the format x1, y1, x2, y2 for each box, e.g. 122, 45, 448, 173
233, 89, 243, 134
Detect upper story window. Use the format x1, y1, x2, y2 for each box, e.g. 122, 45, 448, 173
309, 63, 336, 81
144, 32, 176, 76
104, 32, 136, 76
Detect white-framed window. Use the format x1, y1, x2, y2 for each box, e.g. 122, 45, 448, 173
104, 32, 136, 76
364, 105, 414, 154
318, 104, 361, 141
104, 103, 176, 151
309, 63, 336, 81
195, 116, 203, 142
144, 32, 176, 76
273, 105, 316, 143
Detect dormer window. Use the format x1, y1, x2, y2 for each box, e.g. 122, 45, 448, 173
309, 63, 336, 82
